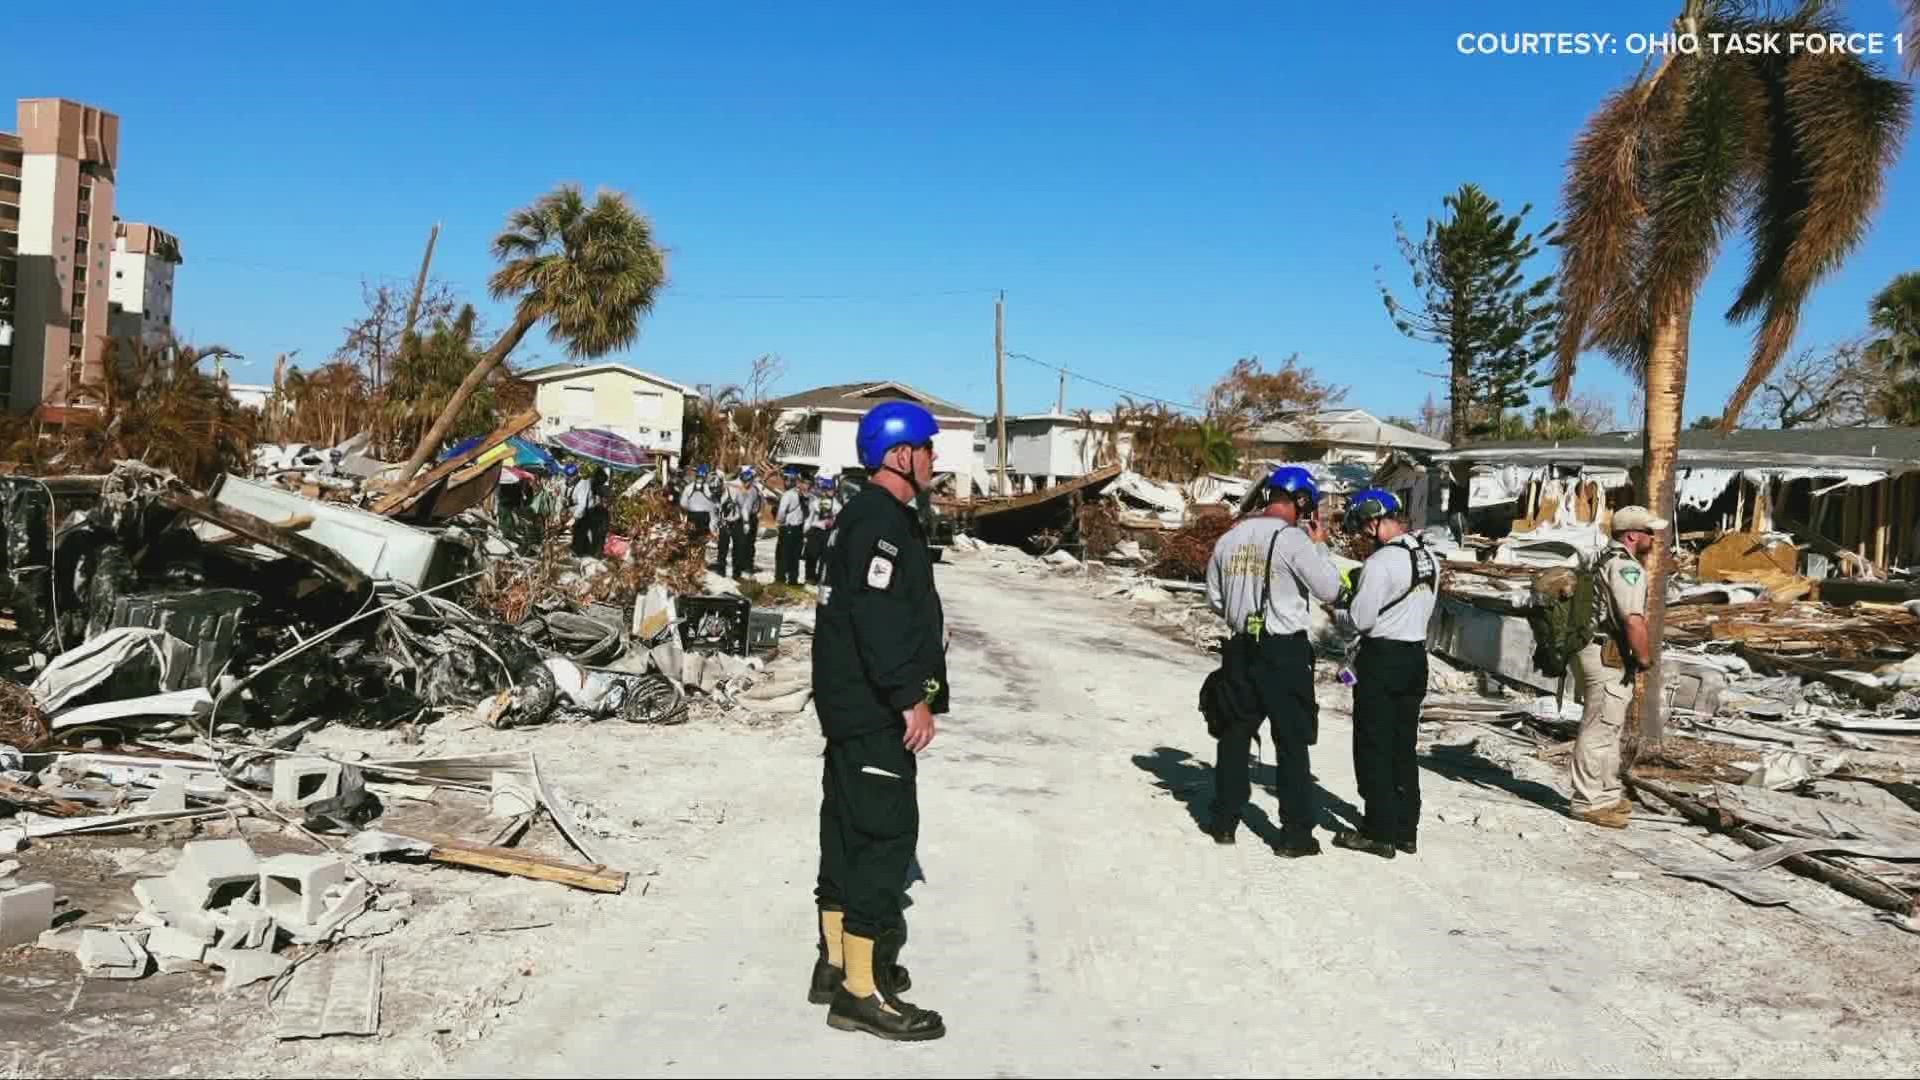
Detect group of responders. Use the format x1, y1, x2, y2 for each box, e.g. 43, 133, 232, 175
1456, 30, 1907, 57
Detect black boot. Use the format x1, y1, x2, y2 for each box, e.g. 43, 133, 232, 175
1333, 829, 1396, 859
1274, 834, 1322, 858
827, 932, 944, 1041
1202, 815, 1237, 845
1394, 837, 1417, 856
809, 944, 911, 1004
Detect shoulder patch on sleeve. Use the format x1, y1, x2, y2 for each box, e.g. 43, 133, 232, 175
867, 554, 896, 590
876, 538, 900, 557
1618, 564, 1642, 586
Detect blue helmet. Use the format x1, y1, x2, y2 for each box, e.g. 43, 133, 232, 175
563, 463, 579, 478
1265, 465, 1319, 509
695, 464, 709, 478
1343, 487, 1402, 532
857, 402, 939, 471
740, 466, 755, 480
817, 476, 836, 492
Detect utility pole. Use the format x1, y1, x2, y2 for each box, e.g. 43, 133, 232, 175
1056, 368, 1067, 414
994, 291, 1008, 496
394, 222, 441, 389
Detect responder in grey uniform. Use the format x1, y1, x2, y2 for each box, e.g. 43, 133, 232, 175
776, 469, 811, 585
1334, 488, 1439, 859
680, 464, 716, 545
727, 466, 764, 577
1203, 466, 1344, 856
1570, 505, 1663, 828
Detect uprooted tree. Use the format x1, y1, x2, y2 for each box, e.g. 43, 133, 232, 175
395, 184, 669, 484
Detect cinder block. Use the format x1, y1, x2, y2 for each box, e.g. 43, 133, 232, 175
212, 898, 273, 950
0, 883, 55, 947
167, 838, 259, 910
78, 929, 148, 979
259, 854, 348, 928
145, 924, 207, 962
207, 945, 290, 992
131, 877, 218, 940
272, 757, 343, 808
282, 878, 369, 945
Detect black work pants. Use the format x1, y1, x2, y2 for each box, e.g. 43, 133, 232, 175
714, 519, 734, 572
815, 727, 919, 939
803, 528, 829, 583
686, 510, 711, 547
1208, 631, 1318, 844
776, 524, 805, 584
732, 522, 757, 576
570, 516, 594, 556
1352, 638, 1428, 845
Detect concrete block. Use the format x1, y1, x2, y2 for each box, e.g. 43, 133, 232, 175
212, 898, 273, 950
78, 930, 149, 979
167, 838, 259, 910
283, 879, 369, 945
145, 773, 188, 813
0, 882, 55, 947
272, 757, 343, 808
154, 955, 199, 975
36, 928, 81, 954
207, 946, 290, 992
146, 924, 208, 962
131, 876, 219, 940
259, 854, 348, 928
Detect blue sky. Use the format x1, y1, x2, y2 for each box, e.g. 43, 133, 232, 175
6, 1, 1916, 426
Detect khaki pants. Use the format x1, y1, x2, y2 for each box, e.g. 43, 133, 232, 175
1570, 643, 1632, 814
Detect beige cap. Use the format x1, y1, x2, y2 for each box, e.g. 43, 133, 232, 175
1612, 505, 1670, 534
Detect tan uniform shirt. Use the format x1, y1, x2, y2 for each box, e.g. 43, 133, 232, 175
1595, 541, 1649, 642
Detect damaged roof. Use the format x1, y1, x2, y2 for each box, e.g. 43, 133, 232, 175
764, 381, 983, 421
1437, 426, 1920, 471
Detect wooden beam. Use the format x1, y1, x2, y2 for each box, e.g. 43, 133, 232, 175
371, 409, 540, 517
1630, 776, 1914, 918
1876, 479, 1890, 570
425, 837, 626, 893
161, 491, 370, 594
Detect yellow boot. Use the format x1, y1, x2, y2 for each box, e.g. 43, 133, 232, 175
826, 933, 945, 1041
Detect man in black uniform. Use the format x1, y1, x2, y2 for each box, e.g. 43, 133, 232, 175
808, 400, 949, 1042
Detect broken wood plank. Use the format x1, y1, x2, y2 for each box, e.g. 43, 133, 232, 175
370, 409, 539, 517
160, 491, 371, 594
0, 776, 93, 817
207, 513, 314, 546
1629, 775, 1915, 918
424, 838, 626, 893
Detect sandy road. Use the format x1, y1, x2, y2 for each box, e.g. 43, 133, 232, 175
451, 556, 1920, 1079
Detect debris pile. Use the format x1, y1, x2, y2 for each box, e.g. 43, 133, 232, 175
0, 445, 808, 1027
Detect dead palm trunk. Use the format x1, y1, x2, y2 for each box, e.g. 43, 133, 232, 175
396, 311, 537, 482
1630, 292, 1693, 769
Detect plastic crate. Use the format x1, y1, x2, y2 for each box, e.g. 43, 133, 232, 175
678, 595, 750, 654
747, 609, 783, 651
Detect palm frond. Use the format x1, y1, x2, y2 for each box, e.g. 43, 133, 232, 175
1720, 45, 1913, 426
1554, 83, 1659, 398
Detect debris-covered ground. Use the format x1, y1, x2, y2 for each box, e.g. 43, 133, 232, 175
4, 451, 1920, 1076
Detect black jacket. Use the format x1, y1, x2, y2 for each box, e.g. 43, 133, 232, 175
811, 484, 950, 741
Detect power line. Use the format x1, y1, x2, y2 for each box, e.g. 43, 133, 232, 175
1005, 350, 1204, 414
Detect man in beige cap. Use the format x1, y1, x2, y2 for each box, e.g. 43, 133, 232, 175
1570, 504, 1667, 827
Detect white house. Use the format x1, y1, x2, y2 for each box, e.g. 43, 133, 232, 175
228, 383, 273, 411
767, 381, 982, 497
979, 412, 1134, 494
516, 362, 693, 464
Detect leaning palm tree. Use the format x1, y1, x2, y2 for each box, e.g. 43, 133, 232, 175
1553, 0, 1910, 741
397, 184, 668, 481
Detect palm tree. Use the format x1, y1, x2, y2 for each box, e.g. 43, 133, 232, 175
1865, 272, 1920, 372
1553, 0, 1910, 742
1908, 0, 1920, 75
397, 184, 668, 482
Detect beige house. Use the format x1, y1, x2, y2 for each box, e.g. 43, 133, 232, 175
518, 362, 692, 464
